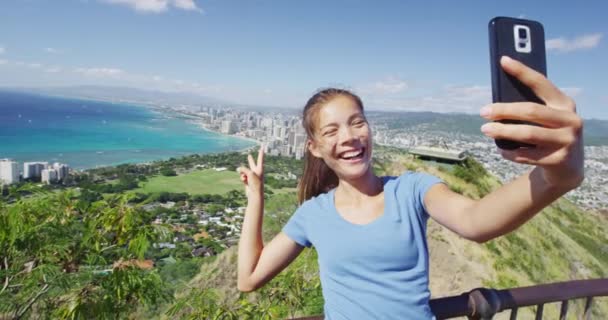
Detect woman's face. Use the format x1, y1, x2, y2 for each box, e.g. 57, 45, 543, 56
308, 95, 373, 181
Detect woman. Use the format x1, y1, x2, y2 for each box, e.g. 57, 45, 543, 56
236, 56, 584, 319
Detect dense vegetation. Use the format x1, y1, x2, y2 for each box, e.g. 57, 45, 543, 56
0, 189, 170, 318
0, 151, 305, 319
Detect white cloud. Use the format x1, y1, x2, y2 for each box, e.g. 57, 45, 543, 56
443, 85, 491, 102
546, 33, 603, 53
27, 63, 43, 68
361, 84, 491, 113
0, 59, 7, 65
75, 67, 125, 77
45, 66, 63, 73
357, 76, 410, 96
45, 47, 61, 54
0, 47, 5, 54
560, 87, 583, 97
152, 75, 163, 81
101, 0, 201, 13
173, 0, 201, 12
421, 85, 491, 113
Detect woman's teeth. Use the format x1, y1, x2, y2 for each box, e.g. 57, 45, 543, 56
341, 149, 364, 160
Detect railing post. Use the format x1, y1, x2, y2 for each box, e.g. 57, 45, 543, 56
467, 288, 502, 320
558, 300, 569, 320
584, 297, 593, 320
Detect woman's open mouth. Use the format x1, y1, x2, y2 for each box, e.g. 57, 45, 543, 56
338, 148, 365, 162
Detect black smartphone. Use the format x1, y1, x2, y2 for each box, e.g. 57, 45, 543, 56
488, 16, 547, 150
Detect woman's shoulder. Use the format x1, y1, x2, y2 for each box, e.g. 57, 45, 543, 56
383, 170, 440, 184
298, 190, 333, 212
383, 171, 443, 193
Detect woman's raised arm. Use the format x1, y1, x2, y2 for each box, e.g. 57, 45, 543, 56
236, 147, 305, 292
424, 56, 584, 243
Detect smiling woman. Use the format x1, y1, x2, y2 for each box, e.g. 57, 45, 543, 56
236, 59, 585, 319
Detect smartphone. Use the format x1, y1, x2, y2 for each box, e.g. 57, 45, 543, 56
488, 17, 547, 150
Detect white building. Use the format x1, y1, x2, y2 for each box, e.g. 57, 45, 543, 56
278, 145, 291, 157
23, 162, 48, 180
293, 133, 307, 151
52, 163, 70, 181
295, 146, 306, 160
221, 120, 239, 134
0, 159, 19, 185
41, 168, 58, 184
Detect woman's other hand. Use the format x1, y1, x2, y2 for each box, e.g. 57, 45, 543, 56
479, 56, 584, 189
237, 145, 265, 197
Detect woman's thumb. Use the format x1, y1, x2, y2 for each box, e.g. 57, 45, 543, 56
237, 166, 252, 177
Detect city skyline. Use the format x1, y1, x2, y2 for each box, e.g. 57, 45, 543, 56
0, 1, 607, 119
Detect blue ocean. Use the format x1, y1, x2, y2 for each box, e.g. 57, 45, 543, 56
0, 91, 255, 169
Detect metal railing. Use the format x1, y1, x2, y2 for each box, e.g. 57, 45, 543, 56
292, 278, 608, 319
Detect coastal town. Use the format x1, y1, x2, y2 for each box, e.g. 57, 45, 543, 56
2, 104, 606, 213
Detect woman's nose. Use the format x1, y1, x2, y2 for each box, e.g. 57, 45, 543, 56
338, 127, 357, 144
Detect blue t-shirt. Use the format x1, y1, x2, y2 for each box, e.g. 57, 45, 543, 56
282, 171, 443, 320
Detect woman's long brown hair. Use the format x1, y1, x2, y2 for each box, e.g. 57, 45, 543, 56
297, 88, 364, 204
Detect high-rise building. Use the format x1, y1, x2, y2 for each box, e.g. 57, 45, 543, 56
279, 145, 291, 157
273, 126, 289, 140
23, 162, 48, 180
260, 117, 273, 129
221, 120, 239, 134
41, 169, 58, 184
295, 146, 305, 160
53, 163, 70, 181
288, 131, 296, 146
0, 159, 19, 185
293, 133, 307, 153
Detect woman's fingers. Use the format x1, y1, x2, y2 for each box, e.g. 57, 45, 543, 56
247, 154, 256, 170
500, 56, 576, 111
481, 122, 577, 147
480, 102, 580, 129
499, 147, 570, 166
257, 144, 265, 173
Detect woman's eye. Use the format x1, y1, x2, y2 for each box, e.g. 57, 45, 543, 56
323, 130, 337, 136
353, 120, 366, 127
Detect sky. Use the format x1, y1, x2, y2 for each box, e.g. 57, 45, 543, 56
0, 0, 607, 119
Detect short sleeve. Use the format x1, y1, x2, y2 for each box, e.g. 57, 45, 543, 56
409, 172, 444, 220
282, 204, 313, 248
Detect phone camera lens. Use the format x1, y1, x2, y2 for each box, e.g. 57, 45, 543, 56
518, 28, 528, 39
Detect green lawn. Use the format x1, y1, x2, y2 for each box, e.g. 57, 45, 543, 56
137, 169, 242, 195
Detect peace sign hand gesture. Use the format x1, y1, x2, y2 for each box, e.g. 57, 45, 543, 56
480, 56, 584, 189
237, 145, 265, 198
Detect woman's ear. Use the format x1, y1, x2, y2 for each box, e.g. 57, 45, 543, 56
307, 140, 322, 158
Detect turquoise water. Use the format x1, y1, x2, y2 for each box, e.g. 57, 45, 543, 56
0, 91, 255, 169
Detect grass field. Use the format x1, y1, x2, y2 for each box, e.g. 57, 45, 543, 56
136, 169, 242, 195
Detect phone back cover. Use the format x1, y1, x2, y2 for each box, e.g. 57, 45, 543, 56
489, 17, 547, 104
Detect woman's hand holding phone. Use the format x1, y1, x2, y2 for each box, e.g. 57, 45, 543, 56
480, 56, 585, 188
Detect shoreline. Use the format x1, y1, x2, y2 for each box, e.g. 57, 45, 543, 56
0, 93, 258, 171
182, 115, 261, 153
